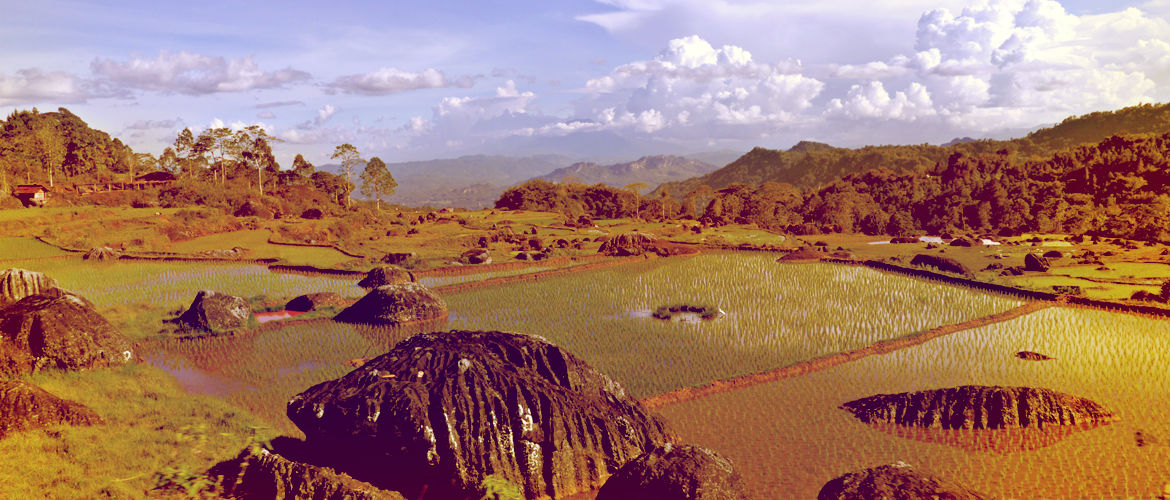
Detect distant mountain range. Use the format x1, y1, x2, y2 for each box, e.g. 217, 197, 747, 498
323, 150, 745, 209
534, 155, 721, 190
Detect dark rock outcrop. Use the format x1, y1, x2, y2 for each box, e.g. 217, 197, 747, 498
1016, 351, 1054, 361
382, 252, 417, 266
818, 462, 989, 500
0, 289, 133, 375
777, 248, 826, 262
0, 268, 58, 310
999, 266, 1025, 276
1042, 250, 1064, 259
332, 283, 447, 325
357, 266, 415, 289
301, 208, 325, 220
596, 443, 748, 500
82, 246, 121, 260
219, 449, 404, 500
599, 233, 662, 256
949, 237, 974, 247
177, 290, 252, 331
909, 254, 972, 275
285, 293, 347, 312
889, 237, 918, 244
839, 386, 1119, 430
234, 201, 274, 219
460, 249, 492, 265
0, 381, 104, 438
1024, 253, 1051, 272
287, 330, 674, 499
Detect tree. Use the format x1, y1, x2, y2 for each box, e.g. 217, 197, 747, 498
331, 143, 364, 208
236, 126, 283, 196
359, 156, 397, 210
291, 154, 314, 181
624, 182, 649, 219
158, 147, 180, 174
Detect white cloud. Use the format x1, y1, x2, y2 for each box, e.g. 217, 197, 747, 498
0, 68, 123, 105
325, 67, 478, 96
560, 36, 823, 139
826, 81, 937, 120
821, 0, 1170, 131
315, 104, 336, 126
124, 118, 184, 130
91, 51, 311, 95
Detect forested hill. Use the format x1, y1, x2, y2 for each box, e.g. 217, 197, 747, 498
534, 155, 719, 188
0, 108, 137, 192
653, 102, 1170, 199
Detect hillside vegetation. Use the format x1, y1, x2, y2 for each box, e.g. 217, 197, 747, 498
654, 102, 1170, 197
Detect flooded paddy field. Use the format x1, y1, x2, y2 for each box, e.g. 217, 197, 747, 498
143, 254, 1020, 436
659, 307, 1170, 499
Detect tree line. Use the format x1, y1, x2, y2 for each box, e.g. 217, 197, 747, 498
0, 107, 397, 217
496, 131, 1170, 242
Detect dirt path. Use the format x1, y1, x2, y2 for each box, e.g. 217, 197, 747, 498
639, 300, 1054, 412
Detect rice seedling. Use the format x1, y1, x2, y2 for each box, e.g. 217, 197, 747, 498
659, 307, 1170, 500
0, 237, 73, 260
3, 259, 364, 308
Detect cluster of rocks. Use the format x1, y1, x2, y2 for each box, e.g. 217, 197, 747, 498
0, 268, 133, 442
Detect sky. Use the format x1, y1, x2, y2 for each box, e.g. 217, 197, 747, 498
3, 0, 1169, 167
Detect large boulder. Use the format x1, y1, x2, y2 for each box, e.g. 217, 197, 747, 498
818, 462, 989, 500
839, 385, 1119, 430
909, 254, 972, 275
0, 268, 58, 310
596, 443, 749, 500
460, 248, 492, 265
1024, 253, 1051, 272
82, 246, 121, 260
357, 266, 416, 289
300, 208, 325, 220
332, 283, 446, 325
0, 381, 104, 438
600, 232, 662, 256
285, 293, 347, 312
777, 248, 827, 262
0, 289, 133, 376
287, 330, 674, 499
177, 290, 253, 331
381, 252, 417, 266
218, 448, 404, 500
949, 237, 975, 247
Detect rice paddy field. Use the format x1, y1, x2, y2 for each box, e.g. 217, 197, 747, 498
2, 257, 365, 308
142, 253, 1020, 436
658, 307, 1170, 499
6, 237, 1169, 499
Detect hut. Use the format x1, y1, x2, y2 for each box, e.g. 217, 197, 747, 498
13, 185, 49, 207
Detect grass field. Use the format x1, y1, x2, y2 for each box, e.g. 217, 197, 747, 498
168, 229, 355, 267
0, 363, 270, 499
